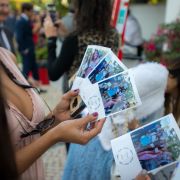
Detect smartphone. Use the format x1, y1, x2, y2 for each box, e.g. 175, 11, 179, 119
46, 3, 57, 23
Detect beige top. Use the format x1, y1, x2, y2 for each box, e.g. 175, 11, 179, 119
0, 48, 45, 180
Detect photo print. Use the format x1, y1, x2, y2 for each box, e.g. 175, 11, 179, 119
131, 115, 180, 172
70, 45, 111, 117
69, 45, 141, 119
79, 70, 141, 119
77, 45, 110, 78
88, 52, 127, 84
111, 114, 180, 180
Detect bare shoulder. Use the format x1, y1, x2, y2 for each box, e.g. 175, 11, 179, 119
0, 47, 17, 65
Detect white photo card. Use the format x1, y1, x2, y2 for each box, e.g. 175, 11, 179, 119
88, 52, 127, 84
79, 70, 141, 120
111, 114, 180, 180
70, 46, 125, 117
77, 45, 110, 78
70, 45, 141, 119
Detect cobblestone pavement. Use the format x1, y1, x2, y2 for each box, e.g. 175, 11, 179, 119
40, 79, 67, 180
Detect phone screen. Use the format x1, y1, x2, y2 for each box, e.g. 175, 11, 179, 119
46, 4, 56, 23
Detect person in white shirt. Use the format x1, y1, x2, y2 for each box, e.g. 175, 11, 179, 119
124, 9, 143, 57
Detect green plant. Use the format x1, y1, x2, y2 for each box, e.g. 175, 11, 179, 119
144, 20, 180, 64
55, 0, 69, 17
36, 46, 48, 61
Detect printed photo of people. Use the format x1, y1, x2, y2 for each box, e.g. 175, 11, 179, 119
88, 53, 126, 84
77, 46, 109, 78
98, 71, 138, 116
131, 116, 180, 172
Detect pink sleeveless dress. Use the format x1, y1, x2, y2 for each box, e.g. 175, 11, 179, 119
0, 48, 46, 179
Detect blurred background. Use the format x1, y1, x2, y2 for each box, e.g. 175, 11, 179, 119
2, 0, 180, 179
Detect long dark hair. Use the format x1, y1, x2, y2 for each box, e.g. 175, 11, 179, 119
74, 0, 112, 33
0, 65, 18, 179
165, 69, 180, 122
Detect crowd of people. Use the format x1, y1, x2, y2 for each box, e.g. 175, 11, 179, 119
0, 0, 179, 180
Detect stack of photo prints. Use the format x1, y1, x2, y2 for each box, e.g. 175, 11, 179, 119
70, 45, 180, 179
70, 45, 141, 119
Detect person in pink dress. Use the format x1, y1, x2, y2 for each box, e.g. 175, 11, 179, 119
0, 47, 105, 179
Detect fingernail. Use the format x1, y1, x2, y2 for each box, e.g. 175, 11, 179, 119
73, 89, 79, 93
141, 169, 147, 175
92, 112, 98, 117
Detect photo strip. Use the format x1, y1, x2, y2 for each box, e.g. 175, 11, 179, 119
70, 45, 113, 117
111, 114, 180, 180
79, 70, 141, 119
88, 52, 127, 84
77, 45, 110, 78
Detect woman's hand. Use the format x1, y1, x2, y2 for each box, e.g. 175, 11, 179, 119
53, 90, 79, 122
50, 113, 106, 144
54, 19, 69, 38
135, 170, 151, 180
44, 15, 57, 38
135, 174, 151, 180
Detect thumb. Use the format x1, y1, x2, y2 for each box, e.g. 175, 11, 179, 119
77, 113, 99, 127
63, 89, 79, 101
82, 118, 106, 141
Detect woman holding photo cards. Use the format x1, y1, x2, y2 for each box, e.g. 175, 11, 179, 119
0, 47, 105, 180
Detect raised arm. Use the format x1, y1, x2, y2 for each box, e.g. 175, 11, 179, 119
47, 35, 78, 81
44, 15, 78, 81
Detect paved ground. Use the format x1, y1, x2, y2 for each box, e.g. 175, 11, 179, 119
40, 79, 67, 180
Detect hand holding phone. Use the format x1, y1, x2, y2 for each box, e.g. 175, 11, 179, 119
44, 15, 57, 38
46, 3, 57, 23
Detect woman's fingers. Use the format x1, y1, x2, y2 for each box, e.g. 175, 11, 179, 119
76, 114, 105, 143
62, 89, 79, 101
77, 113, 99, 127
83, 119, 105, 142
136, 170, 151, 180
51, 113, 105, 145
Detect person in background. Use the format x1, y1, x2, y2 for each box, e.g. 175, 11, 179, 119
165, 58, 180, 125
124, 9, 144, 57
0, 47, 105, 180
32, 11, 41, 46
44, 0, 119, 82
0, 0, 15, 53
50, 1, 76, 93
15, 3, 40, 88
5, 9, 18, 36
44, 0, 119, 151
0, 64, 18, 180
57, 1, 75, 39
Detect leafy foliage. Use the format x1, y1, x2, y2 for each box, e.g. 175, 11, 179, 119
144, 20, 180, 64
